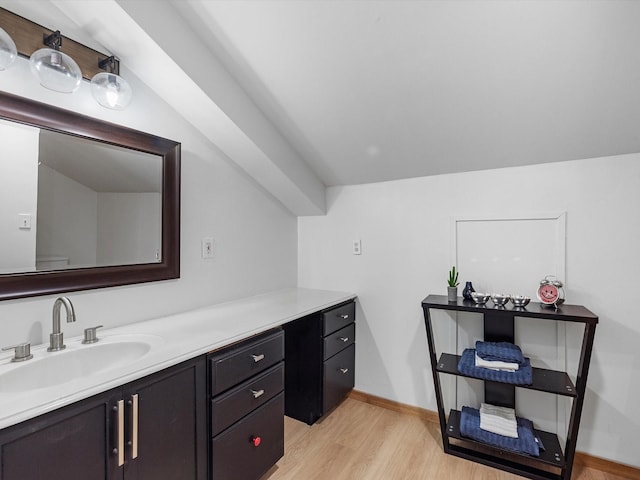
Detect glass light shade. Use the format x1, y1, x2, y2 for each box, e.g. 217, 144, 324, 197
91, 72, 133, 110
29, 48, 82, 93
0, 27, 17, 70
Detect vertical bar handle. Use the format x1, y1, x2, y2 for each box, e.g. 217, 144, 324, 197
116, 399, 125, 467
130, 394, 139, 459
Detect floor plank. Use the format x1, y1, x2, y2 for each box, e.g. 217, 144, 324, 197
263, 398, 634, 480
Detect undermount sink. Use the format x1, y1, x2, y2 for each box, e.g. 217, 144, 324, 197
0, 334, 163, 393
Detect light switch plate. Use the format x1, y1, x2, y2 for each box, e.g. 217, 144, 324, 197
202, 238, 214, 259
18, 213, 32, 230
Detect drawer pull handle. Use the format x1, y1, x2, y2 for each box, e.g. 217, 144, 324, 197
130, 394, 139, 460
251, 353, 265, 363
339, 314, 350, 319
340, 368, 349, 374
251, 435, 262, 447
116, 400, 124, 467
338, 337, 349, 342
251, 389, 265, 399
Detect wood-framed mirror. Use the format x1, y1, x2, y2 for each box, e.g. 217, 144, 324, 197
0, 90, 180, 301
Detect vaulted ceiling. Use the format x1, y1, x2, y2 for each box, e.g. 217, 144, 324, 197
2, 1, 640, 215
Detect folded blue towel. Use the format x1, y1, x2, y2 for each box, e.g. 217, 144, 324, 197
460, 406, 541, 457
458, 348, 533, 385
475, 341, 525, 365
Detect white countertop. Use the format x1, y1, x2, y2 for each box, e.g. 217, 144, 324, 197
0, 288, 356, 430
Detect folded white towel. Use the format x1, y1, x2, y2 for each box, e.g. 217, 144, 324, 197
480, 403, 518, 438
480, 416, 519, 438
481, 403, 517, 417
475, 353, 519, 371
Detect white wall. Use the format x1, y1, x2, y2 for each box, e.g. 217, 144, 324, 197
0, 120, 39, 272
97, 192, 161, 265
36, 165, 98, 267
298, 155, 640, 467
0, 56, 296, 346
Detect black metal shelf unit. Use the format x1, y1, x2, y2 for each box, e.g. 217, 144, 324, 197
422, 295, 598, 480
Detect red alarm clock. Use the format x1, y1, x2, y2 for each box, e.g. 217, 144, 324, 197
537, 275, 565, 308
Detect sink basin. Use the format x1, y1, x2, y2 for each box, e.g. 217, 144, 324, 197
0, 335, 162, 392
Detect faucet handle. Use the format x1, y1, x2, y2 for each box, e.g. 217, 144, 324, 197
82, 325, 104, 344
2, 342, 34, 362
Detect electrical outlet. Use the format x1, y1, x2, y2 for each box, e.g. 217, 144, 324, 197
201, 238, 214, 259
353, 239, 362, 255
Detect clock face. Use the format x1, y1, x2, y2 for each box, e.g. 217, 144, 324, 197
538, 284, 559, 304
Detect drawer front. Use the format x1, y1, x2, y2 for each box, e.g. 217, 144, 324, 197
323, 323, 355, 361
210, 330, 284, 395
323, 344, 355, 414
211, 363, 284, 436
323, 301, 355, 336
211, 393, 284, 480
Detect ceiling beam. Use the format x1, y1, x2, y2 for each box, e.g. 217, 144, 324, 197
49, 0, 326, 216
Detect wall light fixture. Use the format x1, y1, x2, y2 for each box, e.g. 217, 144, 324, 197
0, 25, 17, 70
0, 7, 132, 109
91, 56, 133, 110
30, 30, 82, 93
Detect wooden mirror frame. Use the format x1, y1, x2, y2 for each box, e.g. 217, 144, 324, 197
0, 90, 180, 301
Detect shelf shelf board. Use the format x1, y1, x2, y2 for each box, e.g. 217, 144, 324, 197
436, 353, 577, 397
446, 409, 565, 470
422, 295, 598, 325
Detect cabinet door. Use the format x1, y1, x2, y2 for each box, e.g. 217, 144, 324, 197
0, 389, 121, 480
123, 357, 206, 480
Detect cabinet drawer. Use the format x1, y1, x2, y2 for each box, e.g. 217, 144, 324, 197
323, 344, 355, 413
323, 323, 355, 360
210, 330, 284, 395
211, 393, 284, 480
211, 363, 284, 436
323, 301, 355, 336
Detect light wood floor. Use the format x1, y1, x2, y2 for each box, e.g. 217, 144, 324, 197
263, 397, 632, 480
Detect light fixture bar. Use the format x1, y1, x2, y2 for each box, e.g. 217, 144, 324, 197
0, 7, 118, 81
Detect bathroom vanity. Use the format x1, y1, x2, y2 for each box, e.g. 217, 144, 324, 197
0, 288, 356, 480
0, 356, 206, 480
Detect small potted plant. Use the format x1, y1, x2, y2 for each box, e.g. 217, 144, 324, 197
447, 266, 459, 302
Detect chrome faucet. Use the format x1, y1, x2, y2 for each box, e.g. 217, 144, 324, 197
48, 296, 76, 352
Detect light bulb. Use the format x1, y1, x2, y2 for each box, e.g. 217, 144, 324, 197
105, 81, 120, 108
91, 72, 132, 110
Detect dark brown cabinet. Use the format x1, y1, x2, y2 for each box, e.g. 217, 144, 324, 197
284, 300, 356, 425
121, 358, 207, 480
422, 295, 597, 480
208, 329, 284, 480
0, 389, 119, 480
0, 357, 206, 480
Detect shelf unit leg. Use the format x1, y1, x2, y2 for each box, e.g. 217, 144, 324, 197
423, 306, 450, 452
561, 321, 597, 480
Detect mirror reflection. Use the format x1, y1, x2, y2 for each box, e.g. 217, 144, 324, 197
0, 119, 163, 274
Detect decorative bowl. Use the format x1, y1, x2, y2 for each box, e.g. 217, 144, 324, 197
511, 295, 531, 307
491, 293, 511, 306
470, 292, 490, 305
